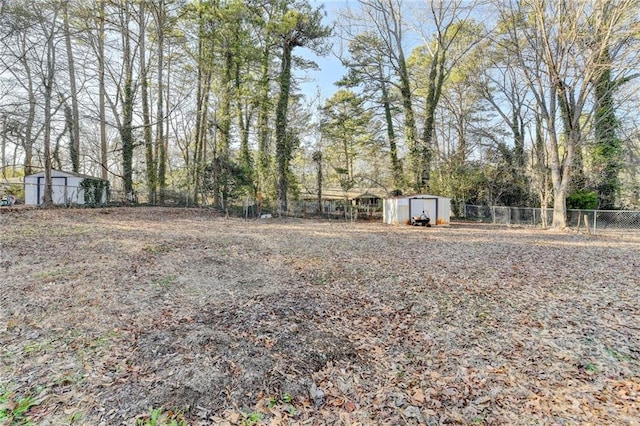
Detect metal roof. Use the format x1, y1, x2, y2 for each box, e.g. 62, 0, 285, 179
25, 169, 107, 181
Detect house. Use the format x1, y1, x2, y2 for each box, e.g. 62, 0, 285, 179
297, 187, 386, 218
24, 170, 109, 206
383, 194, 451, 226
300, 188, 385, 206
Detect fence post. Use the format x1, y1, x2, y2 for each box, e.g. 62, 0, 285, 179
593, 210, 598, 234
492, 206, 496, 224
584, 214, 591, 234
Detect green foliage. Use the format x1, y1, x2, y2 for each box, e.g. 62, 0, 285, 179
152, 275, 178, 291
241, 411, 263, 426
605, 346, 633, 362
136, 407, 187, 426
0, 385, 40, 425
2, 184, 24, 201
143, 244, 173, 254
429, 151, 532, 215
566, 190, 598, 210
581, 362, 600, 374
268, 392, 293, 408
80, 178, 110, 206
204, 157, 254, 209
320, 89, 376, 190
274, 1, 332, 213
591, 45, 622, 210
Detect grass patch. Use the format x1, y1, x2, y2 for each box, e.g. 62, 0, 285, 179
143, 244, 173, 255
151, 275, 179, 289
33, 267, 73, 283
136, 407, 187, 426
22, 340, 51, 356
0, 384, 44, 425
9, 224, 91, 240
605, 347, 633, 362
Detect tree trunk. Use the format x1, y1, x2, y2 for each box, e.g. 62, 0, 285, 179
313, 150, 322, 214
236, 60, 253, 176
547, 111, 577, 229
21, 37, 36, 176
98, 0, 108, 181
120, 1, 134, 195
257, 43, 272, 202
1, 114, 6, 178
56, 107, 70, 170
379, 73, 402, 190
42, 10, 57, 206
193, 8, 213, 206
397, 49, 419, 191
63, 2, 80, 173
275, 43, 293, 216
139, 1, 156, 203
421, 47, 448, 192
534, 110, 551, 228
154, 0, 166, 204
513, 108, 526, 168
165, 42, 172, 200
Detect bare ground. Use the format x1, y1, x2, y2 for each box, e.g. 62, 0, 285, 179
0, 207, 639, 425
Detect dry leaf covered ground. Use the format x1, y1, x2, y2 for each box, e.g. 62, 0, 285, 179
0, 207, 639, 425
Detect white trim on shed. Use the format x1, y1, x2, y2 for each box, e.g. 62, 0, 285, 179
383, 194, 451, 225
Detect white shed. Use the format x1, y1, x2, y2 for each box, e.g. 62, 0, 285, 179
24, 170, 108, 206
383, 194, 451, 226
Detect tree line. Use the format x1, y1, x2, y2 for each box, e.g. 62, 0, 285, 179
1, 0, 639, 228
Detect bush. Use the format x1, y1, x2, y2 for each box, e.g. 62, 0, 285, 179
80, 178, 110, 206
567, 190, 598, 210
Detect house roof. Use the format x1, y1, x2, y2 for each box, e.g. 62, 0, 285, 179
300, 187, 387, 201
385, 193, 451, 200
25, 169, 107, 181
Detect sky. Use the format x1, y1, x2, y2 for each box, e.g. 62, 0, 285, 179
298, 0, 350, 101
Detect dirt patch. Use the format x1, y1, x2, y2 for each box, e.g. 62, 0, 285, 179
113, 290, 357, 419
1, 207, 639, 424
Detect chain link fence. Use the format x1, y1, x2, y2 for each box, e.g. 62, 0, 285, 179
462, 204, 640, 233
285, 200, 382, 221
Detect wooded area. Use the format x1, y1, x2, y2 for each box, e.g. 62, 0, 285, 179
1, 0, 640, 227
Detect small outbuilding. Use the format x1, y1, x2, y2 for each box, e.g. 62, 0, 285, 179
24, 170, 109, 206
383, 194, 451, 226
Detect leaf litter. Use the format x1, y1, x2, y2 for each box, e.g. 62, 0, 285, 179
0, 207, 639, 425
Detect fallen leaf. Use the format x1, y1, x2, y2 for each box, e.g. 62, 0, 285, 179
412, 388, 425, 404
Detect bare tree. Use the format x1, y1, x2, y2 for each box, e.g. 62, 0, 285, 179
352, 0, 419, 190
500, 0, 640, 228
62, 0, 80, 173
0, 3, 40, 176
98, 0, 108, 181
37, 3, 62, 205
414, 0, 480, 190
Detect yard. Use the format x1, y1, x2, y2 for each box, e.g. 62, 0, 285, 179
0, 207, 639, 425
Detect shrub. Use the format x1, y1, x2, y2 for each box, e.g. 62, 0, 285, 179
567, 190, 598, 210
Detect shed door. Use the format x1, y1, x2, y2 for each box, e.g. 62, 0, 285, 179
409, 198, 437, 220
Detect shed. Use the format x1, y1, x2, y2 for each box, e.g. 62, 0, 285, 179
383, 194, 451, 226
24, 170, 108, 206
